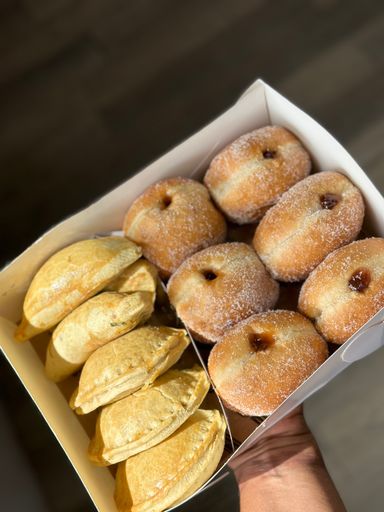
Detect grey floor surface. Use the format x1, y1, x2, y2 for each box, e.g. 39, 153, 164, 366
0, 1, 383, 511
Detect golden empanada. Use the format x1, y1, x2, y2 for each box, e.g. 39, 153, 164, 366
114, 409, 226, 512
106, 259, 157, 299
45, 291, 154, 382
15, 237, 142, 341
88, 365, 210, 465
70, 326, 190, 414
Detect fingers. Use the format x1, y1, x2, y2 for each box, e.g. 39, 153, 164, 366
228, 405, 318, 479
263, 405, 308, 438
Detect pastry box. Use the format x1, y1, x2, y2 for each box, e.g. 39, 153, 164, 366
1, 79, 383, 511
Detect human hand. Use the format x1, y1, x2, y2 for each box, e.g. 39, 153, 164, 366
231, 407, 346, 512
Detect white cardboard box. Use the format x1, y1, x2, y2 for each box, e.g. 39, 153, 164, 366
1, 79, 383, 511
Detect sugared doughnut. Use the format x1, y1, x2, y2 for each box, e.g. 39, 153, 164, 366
208, 310, 328, 416
253, 171, 365, 282
167, 242, 279, 344
298, 238, 384, 344
204, 125, 311, 224
123, 177, 226, 278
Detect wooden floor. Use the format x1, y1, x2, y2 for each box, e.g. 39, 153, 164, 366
1, 1, 384, 511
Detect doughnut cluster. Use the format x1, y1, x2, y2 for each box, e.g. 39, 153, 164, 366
123, 125, 383, 416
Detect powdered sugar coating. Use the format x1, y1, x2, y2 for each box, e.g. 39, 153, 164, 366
253, 171, 365, 282
204, 126, 311, 224
123, 177, 227, 278
299, 238, 384, 344
208, 310, 328, 416
167, 242, 279, 344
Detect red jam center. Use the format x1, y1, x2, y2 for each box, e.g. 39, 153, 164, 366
160, 194, 172, 209
249, 332, 275, 352
320, 193, 341, 210
262, 149, 277, 159
348, 268, 371, 292
202, 270, 217, 281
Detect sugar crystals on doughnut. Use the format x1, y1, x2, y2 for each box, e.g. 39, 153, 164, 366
253, 171, 365, 282
123, 177, 227, 278
208, 310, 328, 416
204, 125, 311, 224
167, 242, 279, 344
298, 238, 384, 344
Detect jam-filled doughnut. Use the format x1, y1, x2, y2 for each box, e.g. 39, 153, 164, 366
123, 177, 227, 278
167, 242, 279, 344
204, 126, 311, 224
253, 171, 365, 282
208, 310, 328, 416
299, 238, 384, 344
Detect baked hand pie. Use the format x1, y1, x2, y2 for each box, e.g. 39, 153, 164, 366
114, 409, 226, 512
15, 237, 142, 341
70, 326, 190, 414
88, 365, 210, 465
105, 259, 158, 298
45, 291, 154, 382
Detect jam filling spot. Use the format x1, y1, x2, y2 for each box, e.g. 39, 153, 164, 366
160, 195, 172, 210
249, 332, 275, 352
262, 149, 277, 159
348, 268, 371, 292
320, 193, 341, 210
202, 270, 217, 281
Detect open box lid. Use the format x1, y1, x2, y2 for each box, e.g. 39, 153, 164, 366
1, 79, 384, 512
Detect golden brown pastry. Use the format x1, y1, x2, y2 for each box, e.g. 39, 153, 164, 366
208, 310, 328, 416
299, 238, 384, 344
88, 365, 210, 465
15, 237, 142, 341
45, 291, 154, 382
167, 242, 279, 343
204, 126, 311, 224
114, 409, 226, 512
106, 259, 157, 298
70, 326, 190, 414
253, 171, 365, 281
123, 177, 227, 278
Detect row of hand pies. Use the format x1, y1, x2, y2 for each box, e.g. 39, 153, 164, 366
15, 237, 226, 512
